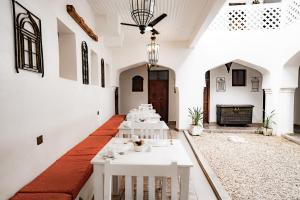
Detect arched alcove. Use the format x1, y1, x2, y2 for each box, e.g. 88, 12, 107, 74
203, 61, 265, 124
119, 63, 178, 126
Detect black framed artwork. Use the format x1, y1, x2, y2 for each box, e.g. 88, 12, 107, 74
81, 41, 89, 84
132, 75, 144, 92
101, 58, 105, 88
12, 0, 44, 77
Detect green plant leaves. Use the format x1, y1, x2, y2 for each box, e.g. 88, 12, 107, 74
188, 107, 203, 125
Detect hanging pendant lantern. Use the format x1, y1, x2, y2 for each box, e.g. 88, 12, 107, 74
147, 36, 159, 68
130, 0, 155, 34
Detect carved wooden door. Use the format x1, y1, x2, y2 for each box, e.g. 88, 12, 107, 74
148, 71, 169, 122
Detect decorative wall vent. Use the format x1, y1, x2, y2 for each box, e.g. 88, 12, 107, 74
132, 75, 144, 92
101, 58, 105, 88
12, 0, 44, 77
81, 41, 89, 84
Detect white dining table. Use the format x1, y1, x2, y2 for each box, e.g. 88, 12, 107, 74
91, 138, 193, 200
118, 120, 169, 139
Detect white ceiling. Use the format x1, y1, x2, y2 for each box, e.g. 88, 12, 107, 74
87, 0, 212, 43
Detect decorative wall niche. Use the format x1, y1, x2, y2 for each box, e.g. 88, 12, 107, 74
81, 41, 89, 85
216, 77, 226, 92
57, 19, 77, 81
132, 75, 144, 92
101, 58, 105, 88
90, 50, 99, 86
12, 0, 44, 77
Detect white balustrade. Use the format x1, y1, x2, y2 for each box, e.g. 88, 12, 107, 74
209, 0, 300, 31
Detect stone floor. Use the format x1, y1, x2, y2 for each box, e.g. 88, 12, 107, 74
203, 123, 260, 134
193, 132, 300, 200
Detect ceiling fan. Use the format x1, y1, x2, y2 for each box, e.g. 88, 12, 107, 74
121, 13, 167, 35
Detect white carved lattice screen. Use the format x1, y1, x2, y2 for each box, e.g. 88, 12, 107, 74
209, 0, 300, 31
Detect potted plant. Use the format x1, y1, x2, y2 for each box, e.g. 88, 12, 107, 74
262, 110, 276, 136
188, 107, 204, 136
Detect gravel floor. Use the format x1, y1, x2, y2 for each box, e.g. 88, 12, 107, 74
194, 133, 300, 200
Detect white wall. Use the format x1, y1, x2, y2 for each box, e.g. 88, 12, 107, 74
0, 0, 115, 199
120, 65, 148, 114
209, 63, 264, 123
119, 65, 177, 122
109, 21, 300, 132
294, 68, 300, 125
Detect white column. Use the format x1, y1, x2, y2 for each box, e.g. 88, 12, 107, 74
264, 89, 273, 117
277, 88, 295, 135
177, 85, 204, 130
264, 88, 281, 136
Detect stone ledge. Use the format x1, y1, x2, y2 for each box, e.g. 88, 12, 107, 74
282, 134, 300, 145
183, 130, 231, 200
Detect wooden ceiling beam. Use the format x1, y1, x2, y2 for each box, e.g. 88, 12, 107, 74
66, 5, 99, 42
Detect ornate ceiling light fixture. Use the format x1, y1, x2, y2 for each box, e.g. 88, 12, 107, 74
129, 0, 155, 34
147, 35, 159, 69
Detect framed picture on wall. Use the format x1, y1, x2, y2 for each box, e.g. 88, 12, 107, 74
216, 77, 226, 92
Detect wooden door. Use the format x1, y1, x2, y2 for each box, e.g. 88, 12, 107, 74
148, 70, 169, 122
203, 71, 210, 124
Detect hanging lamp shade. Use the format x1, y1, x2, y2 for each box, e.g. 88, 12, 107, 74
130, 0, 155, 33
147, 36, 159, 67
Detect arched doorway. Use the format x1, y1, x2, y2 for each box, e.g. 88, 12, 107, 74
119, 64, 178, 125
203, 62, 264, 125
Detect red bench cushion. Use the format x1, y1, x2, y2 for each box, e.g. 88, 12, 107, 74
90, 129, 118, 137
20, 159, 92, 199
65, 136, 111, 156
60, 154, 95, 162
99, 115, 125, 130
10, 193, 72, 200
112, 115, 126, 120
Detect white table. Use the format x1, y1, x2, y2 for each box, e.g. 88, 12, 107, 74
118, 121, 169, 139
126, 111, 160, 122
91, 138, 193, 200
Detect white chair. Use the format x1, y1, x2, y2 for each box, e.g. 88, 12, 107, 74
104, 160, 178, 200
130, 122, 165, 139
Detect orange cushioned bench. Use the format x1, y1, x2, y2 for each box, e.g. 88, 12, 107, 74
90, 115, 126, 137
10, 115, 125, 200
10, 193, 72, 200
97, 115, 126, 130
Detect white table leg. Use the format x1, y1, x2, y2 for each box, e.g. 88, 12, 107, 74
93, 165, 104, 200
179, 167, 191, 200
